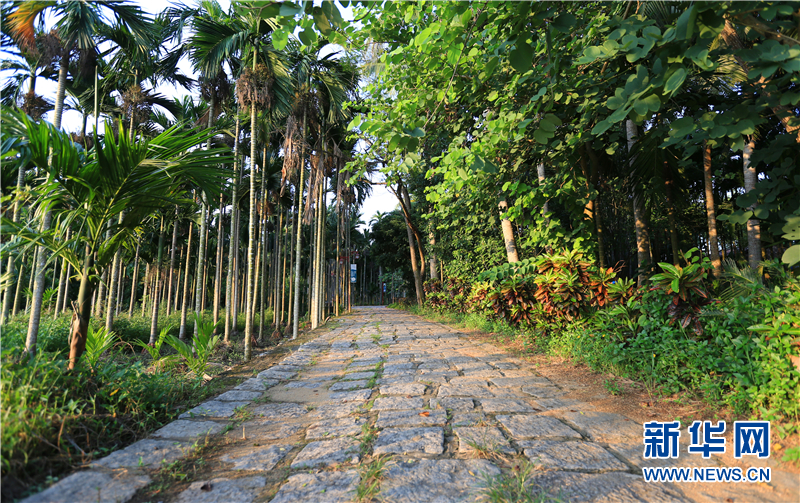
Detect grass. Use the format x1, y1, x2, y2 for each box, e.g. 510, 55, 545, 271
476, 460, 563, 503
359, 422, 378, 457
356, 455, 389, 502
0, 307, 275, 501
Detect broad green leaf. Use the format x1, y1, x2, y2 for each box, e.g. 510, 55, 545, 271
510, 41, 533, 73
664, 67, 687, 93
272, 28, 289, 50
533, 129, 551, 144
782, 244, 800, 267
552, 13, 577, 33
675, 5, 697, 40
298, 28, 317, 46
577, 46, 604, 64
410, 127, 425, 138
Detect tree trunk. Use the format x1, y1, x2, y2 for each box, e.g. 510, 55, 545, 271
128, 243, 140, 316
498, 199, 520, 262
397, 180, 425, 306
213, 192, 224, 332
585, 141, 606, 268
743, 137, 761, 270
292, 110, 307, 340
166, 207, 179, 317
25, 210, 52, 359
537, 163, 549, 216
244, 70, 259, 358
663, 164, 680, 265
2, 163, 26, 323
626, 120, 652, 286
179, 222, 194, 340
194, 191, 209, 336
150, 217, 165, 344
105, 214, 124, 331
428, 231, 439, 281
68, 248, 93, 370
225, 114, 240, 342
703, 141, 722, 277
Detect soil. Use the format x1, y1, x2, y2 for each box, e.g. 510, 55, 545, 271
457, 324, 800, 477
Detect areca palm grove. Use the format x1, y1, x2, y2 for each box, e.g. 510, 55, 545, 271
1, 0, 799, 498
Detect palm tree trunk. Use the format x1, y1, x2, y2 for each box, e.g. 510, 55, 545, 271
128, 243, 140, 316
225, 114, 240, 342
180, 222, 194, 340
537, 163, 549, 216
663, 165, 680, 265
292, 109, 307, 340
213, 192, 224, 332
105, 215, 124, 331
140, 263, 149, 317
174, 246, 184, 313
743, 137, 761, 270
703, 141, 722, 277
12, 251, 26, 317
25, 210, 52, 359
2, 163, 26, 323
498, 198, 520, 263
166, 207, 179, 317
244, 73, 259, 358
194, 191, 208, 336
626, 119, 652, 286
68, 247, 93, 370
150, 217, 165, 344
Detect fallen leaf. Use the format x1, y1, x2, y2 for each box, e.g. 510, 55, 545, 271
725, 498, 733, 503
200, 483, 213, 492
570, 410, 577, 412
419, 411, 430, 417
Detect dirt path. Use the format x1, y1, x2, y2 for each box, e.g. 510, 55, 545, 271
22, 307, 799, 502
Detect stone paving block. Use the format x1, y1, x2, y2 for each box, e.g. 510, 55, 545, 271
379, 459, 500, 503
309, 402, 364, 419
411, 374, 447, 385
215, 389, 263, 402
490, 361, 518, 370
352, 357, 383, 366
521, 385, 565, 398
175, 476, 266, 503
534, 398, 596, 411
431, 397, 474, 411
153, 419, 225, 440
241, 421, 305, 441
270, 471, 360, 503
373, 427, 444, 455
272, 364, 303, 372
373, 396, 425, 410
480, 399, 536, 413
378, 375, 417, 385
437, 384, 495, 398
329, 389, 372, 401
252, 402, 308, 419
455, 427, 515, 455
383, 362, 414, 374
92, 439, 190, 469
490, 376, 552, 388
557, 410, 641, 443
20, 470, 150, 503
342, 371, 374, 380
498, 369, 537, 378
284, 380, 329, 389
496, 414, 582, 440
291, 437, 360, 468
376, 409, 447, 428
180, 400, 249, 419
220, 444, 291, 471
523, 440, 628, 471
330, 379, 369, 391
417, 370, 459, 379
451, 412, 489, 427
235, 378, 278, 391
258, 369, 297, 380
448, 377, 489, 386
528, 471, 687, 502
379, 382, 426, 396
306, 416, 366, 440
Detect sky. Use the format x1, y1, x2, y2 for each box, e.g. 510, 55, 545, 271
1, 0, 397, 230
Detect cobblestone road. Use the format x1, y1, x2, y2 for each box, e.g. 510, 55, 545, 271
23, 307, 799, 503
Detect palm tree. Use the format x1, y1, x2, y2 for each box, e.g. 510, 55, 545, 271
4, 0, 154, 362
1, 107, 230, 367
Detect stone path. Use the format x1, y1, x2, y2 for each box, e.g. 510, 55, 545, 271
22, 307, 799, 503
